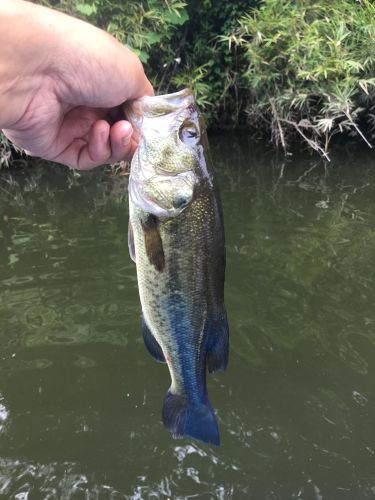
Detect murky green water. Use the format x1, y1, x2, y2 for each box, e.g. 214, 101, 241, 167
1, 136, 375, 499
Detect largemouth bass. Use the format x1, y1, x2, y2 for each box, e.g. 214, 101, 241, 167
125, 89, 228, 446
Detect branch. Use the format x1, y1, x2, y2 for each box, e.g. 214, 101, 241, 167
280, 118, 331, 161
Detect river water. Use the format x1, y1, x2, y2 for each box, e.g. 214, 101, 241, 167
0, 136, 375, 499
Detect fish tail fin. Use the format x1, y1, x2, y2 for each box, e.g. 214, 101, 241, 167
162, 392, 220, 446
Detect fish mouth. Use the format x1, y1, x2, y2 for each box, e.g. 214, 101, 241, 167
134, 89, 194, 116
125, 89, 195, 127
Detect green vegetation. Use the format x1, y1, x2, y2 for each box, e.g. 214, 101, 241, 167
49, 0, 252, 120
2, 0, 375, 165
53, 0, 189, 66
171, 0, 253, 124
223, 0, 375, 157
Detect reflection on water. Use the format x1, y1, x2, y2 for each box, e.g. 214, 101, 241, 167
1, 140, 375, 498
0, 395, 8, 436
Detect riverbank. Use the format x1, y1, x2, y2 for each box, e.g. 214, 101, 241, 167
1, 0, 375, 166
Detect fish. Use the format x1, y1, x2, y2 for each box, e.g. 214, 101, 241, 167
125, 89, 228, 446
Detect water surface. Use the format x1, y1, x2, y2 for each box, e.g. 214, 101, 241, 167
0, 137, 375, 499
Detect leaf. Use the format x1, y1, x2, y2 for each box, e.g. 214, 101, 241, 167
139, 51, 150, 63
146, 32, 161, 45
172, 2, 187, 8
358, 80, 369, 95
126, 47, 149, 63
75, 3, 97, 16
298, 119, 312, 128
344, 60, 364, 72
165, 9, 189, 26
316, 118, 334, 132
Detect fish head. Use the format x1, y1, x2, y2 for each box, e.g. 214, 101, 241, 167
125, 89, 210, 218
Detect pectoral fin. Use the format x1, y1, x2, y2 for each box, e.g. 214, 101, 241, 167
128, 221, 136, 263
205, 311, 229, 373
141, 313, 166, 363
141, 215, 165, 272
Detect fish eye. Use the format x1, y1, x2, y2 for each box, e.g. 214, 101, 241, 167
179, 121, 200, 146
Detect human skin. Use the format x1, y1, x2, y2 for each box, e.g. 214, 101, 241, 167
0, 0, 153, 169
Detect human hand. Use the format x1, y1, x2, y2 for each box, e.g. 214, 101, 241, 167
0, 0, 153, 169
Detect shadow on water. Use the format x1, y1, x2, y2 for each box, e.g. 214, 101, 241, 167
1, 137, 375, 498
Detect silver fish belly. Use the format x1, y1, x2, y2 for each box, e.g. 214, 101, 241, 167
126, 89, 228, 446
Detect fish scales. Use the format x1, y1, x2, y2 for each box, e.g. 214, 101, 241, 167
126, 89, 229, 445
132, 189, 221, 395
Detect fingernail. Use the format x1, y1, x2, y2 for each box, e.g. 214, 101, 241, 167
122, 135, 131, 147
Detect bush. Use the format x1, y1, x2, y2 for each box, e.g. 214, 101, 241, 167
223, 0, 375, 157
171, 0, 256, 125
48, 0, 254, 124
46, 0, 188, 76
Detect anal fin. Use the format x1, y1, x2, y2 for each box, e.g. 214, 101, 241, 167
141, 313, 166, 363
